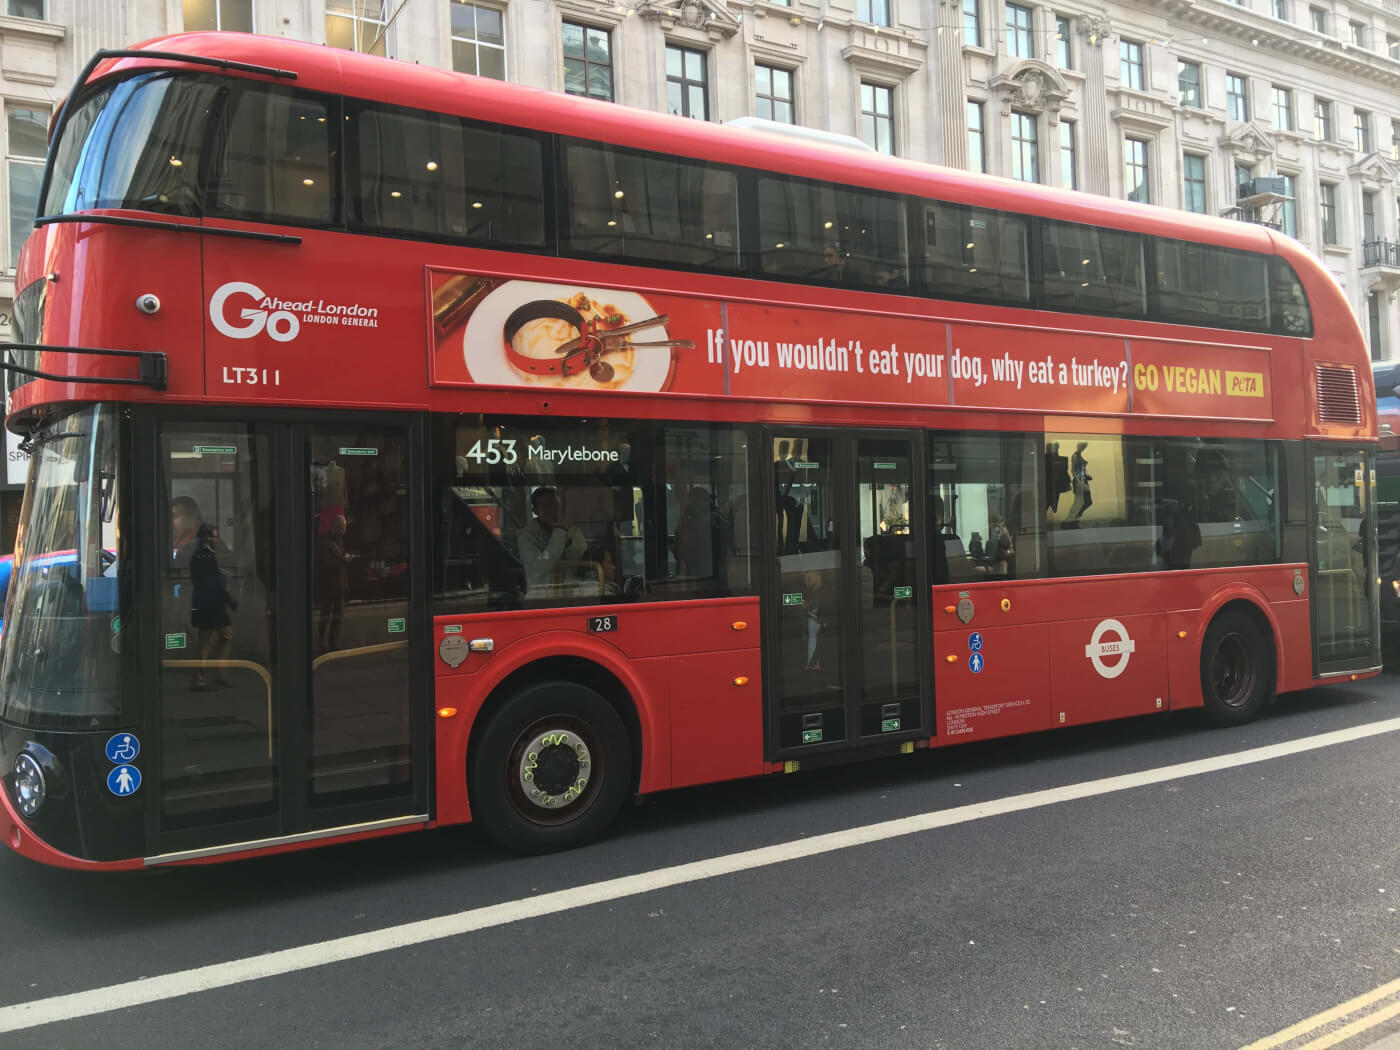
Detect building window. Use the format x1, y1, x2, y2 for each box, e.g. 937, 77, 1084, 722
1124, 136, 1149, 203
1350, 19, 1368, 48
962, 0, 981, 46
754, 64, 794, 124
1314, 97, 1333, 141
1271, 0, 1288, 18
1059, 120, 1076, 190
6, 0, 42, 17
1369, 292, 1383, 360
1226, 73, 1248, 121
967, 99, 985, 173
1392, 119, 1400, 162
1279, 173, 1297, 236
1011, 112, 1038, 182
563, 22, 613, 101
183, 0, 252, 30
6, 106, 45, 268
1055, 15, 1072, 67
1178, 61, 1201, 107
665, 45, 708, 120
1183, 153, 1207, 213
1355, 109, 1372, 153
1320, 181, 1338, 245
860, 81, 894, 154
1119, 39, 1144, 91
1363, 190, 1377, 243
1310, 5, 1328, 33
857, 0, 890, 28
450, 1, 505, 79
1389, 33, 1400, 60
1271, 86, 1293, 131
1006, 3, 1032, 58
326, 0, 387, 55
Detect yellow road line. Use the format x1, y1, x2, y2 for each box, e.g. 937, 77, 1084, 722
1239, 976, 1400, 1050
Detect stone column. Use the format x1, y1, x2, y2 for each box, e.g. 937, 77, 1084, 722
935, 0, 968, 169
1077, 14, 1113, 196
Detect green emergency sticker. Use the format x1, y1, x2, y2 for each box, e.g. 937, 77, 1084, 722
192, 445, 236, 455
338, 447, 379, 456
165, 632, 187, 650
802, 729, 823, 744
443, 624, 463, 634
893, 586, 913, 599
782, 593, 803, 607
387, 617, 406, 634
881, 718, 901, 733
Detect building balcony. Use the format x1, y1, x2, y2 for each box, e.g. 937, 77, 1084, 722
1363, 240, 1400, 270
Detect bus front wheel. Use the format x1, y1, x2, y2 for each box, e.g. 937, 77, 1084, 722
1199, 610, 1274, 726
469, 681, 632, 854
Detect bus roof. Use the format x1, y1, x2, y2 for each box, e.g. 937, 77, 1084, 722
96, 33, 1281, 256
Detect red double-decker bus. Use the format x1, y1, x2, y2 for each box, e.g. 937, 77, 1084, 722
0, 34, 1378, 869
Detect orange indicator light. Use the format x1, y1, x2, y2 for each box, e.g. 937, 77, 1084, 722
1177, 631, 1188, 639
732, 621, 748, 631
437, 707, 459, 719
733, 676, 749, 686
945, 654, 958, 663
944, 605, 957, 615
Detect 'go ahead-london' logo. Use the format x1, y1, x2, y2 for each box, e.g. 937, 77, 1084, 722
209, 281, 380, 342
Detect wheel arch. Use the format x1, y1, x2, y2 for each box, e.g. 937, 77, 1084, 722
1196, 585, 1284, 691
465, 646, 647, 806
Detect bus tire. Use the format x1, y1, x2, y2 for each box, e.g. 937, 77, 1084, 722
469, 680, 632, 854
1199, 610, 1274, 726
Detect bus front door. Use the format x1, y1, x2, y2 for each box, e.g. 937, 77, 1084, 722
1311, 444, 1381, 674
764, 431, 929, 755
149, 415, 427, 860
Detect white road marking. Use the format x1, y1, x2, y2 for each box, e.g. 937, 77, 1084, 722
4, 715, 1399, 1033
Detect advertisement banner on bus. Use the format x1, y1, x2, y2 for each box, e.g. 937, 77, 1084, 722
424, 269, 1274, 421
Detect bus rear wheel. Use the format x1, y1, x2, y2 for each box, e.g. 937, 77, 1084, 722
469, 681, 632, 854
1200, 610, 1274, 726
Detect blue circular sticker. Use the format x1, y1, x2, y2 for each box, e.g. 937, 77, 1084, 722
104, 733, 140, 764
968, 652, 985, 674
107, 765, 141, 797
968, 632, 984, 652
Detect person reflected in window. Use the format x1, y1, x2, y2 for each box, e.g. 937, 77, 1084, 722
519, 486, 588, 594
190, 524, 237, 690
675, 485, 717, 579
930, 494, 949, 584
1197, 449, 1243, 521
171, 495, 202, 570
1067, 442, 1093, 523
316, 513, 351, 651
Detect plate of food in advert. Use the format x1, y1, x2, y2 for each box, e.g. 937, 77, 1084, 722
462, 281, 689, 392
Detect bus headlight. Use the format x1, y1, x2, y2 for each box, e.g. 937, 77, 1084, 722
12, 753, 45, 818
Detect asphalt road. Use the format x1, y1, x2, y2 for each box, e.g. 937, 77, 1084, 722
1, 671, 1398, 1050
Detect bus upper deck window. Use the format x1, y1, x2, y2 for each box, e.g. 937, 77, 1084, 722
209, 84, 337, 225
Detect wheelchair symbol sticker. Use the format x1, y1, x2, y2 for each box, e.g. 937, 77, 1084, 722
968, 632, 983, 652
105, 733, 140, 764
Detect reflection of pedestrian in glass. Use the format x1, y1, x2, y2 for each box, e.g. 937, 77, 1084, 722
190, 524, 236, 690
803, 569, 838, 672
171, 495, 202, 569
519, 487, 587, 594
316, 513, 350, 651
1067, 442, 1093, 522
676, 485, 717, 578
930, 494, 949, 584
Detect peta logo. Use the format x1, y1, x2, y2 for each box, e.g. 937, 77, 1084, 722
209, 281, 299, 343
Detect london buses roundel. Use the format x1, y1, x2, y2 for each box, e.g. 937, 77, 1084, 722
1084, 618, 1135, 679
